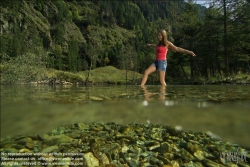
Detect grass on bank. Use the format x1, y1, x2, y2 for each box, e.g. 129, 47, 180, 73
1, 63, 249, 85
43, 66, 143, 84
0, 63, 142, 84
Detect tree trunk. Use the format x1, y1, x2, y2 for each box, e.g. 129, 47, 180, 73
180, 65, 188, 80
223, 0, 229, 76
126, 60, 128, 87
85, 59, 92, 85
190, 58, 194, 79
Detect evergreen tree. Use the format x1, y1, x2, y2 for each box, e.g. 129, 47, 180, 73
68, 38, 79, 72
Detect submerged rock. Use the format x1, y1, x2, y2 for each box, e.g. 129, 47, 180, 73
1, 122, 249, 167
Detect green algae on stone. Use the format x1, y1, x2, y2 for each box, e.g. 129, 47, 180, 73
1, 122, 249, 167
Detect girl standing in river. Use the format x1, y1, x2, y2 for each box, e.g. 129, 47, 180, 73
140, 29, 196, 86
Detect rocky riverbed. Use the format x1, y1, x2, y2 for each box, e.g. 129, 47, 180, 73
1, 122, 249, 167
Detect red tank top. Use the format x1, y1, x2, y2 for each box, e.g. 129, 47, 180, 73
156, 46, 168, 60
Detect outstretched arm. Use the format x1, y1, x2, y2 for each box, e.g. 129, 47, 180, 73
147, 43, 157, 47
168, 42, 196, 57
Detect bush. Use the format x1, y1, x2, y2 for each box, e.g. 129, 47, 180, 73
1, 53, 47, 84
55, 71, 84, 83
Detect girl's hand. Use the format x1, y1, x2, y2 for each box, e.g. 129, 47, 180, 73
147, 44, 156, 47
189, 51, 196, 57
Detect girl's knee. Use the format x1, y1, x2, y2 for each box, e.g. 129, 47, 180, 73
144, 70, 149, 75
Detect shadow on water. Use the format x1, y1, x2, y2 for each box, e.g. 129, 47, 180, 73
1, 84, 250, 149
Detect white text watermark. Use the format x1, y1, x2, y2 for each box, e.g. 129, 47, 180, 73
220, 147, 248, 164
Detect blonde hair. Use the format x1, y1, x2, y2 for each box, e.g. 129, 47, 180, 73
158, 29, 168, 47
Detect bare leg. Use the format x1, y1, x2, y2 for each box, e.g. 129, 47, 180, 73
141, 85, 150, 101
158, 85, 166, 101
140, 65, 156, 86
158, 70, 167, 86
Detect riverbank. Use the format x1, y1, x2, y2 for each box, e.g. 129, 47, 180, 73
1, 122, 249, 167
0, 66, 143, 85
1, 65, 250, 85
24, 72, 250, 86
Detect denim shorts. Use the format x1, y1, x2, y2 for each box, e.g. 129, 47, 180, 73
152, 60, 167, 71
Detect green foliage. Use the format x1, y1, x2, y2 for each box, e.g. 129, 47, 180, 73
1, 52, 47, 84
55, 71, 84, 83
43, 66, 142, 84
49, 45, 64, 70
0, 35, 7, 55
85, 25, 135, 69
35, 0, 43, 12
7, 26, 24, 57
52, 23, 65, 44
79, 66, 142, 84
68, 4, 80, 22
0, 0, 22, 10
68, 38, 79, 72
1, 0, 249, 84
0, 63, 7, 73
54, 0, 70, 22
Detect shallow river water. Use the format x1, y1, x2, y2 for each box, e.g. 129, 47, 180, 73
1, 84, 250, 149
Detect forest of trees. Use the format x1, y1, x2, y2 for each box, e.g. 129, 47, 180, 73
0, 0, 249, 83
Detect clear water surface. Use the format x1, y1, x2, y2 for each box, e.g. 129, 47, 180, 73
1, 84, 250, 149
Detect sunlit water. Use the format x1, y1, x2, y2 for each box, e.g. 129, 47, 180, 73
1, 84, 250, 149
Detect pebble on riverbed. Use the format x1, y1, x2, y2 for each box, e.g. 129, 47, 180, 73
1, 122, 250, 167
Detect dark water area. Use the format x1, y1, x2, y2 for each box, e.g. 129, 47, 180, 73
1, 84, 250, 149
